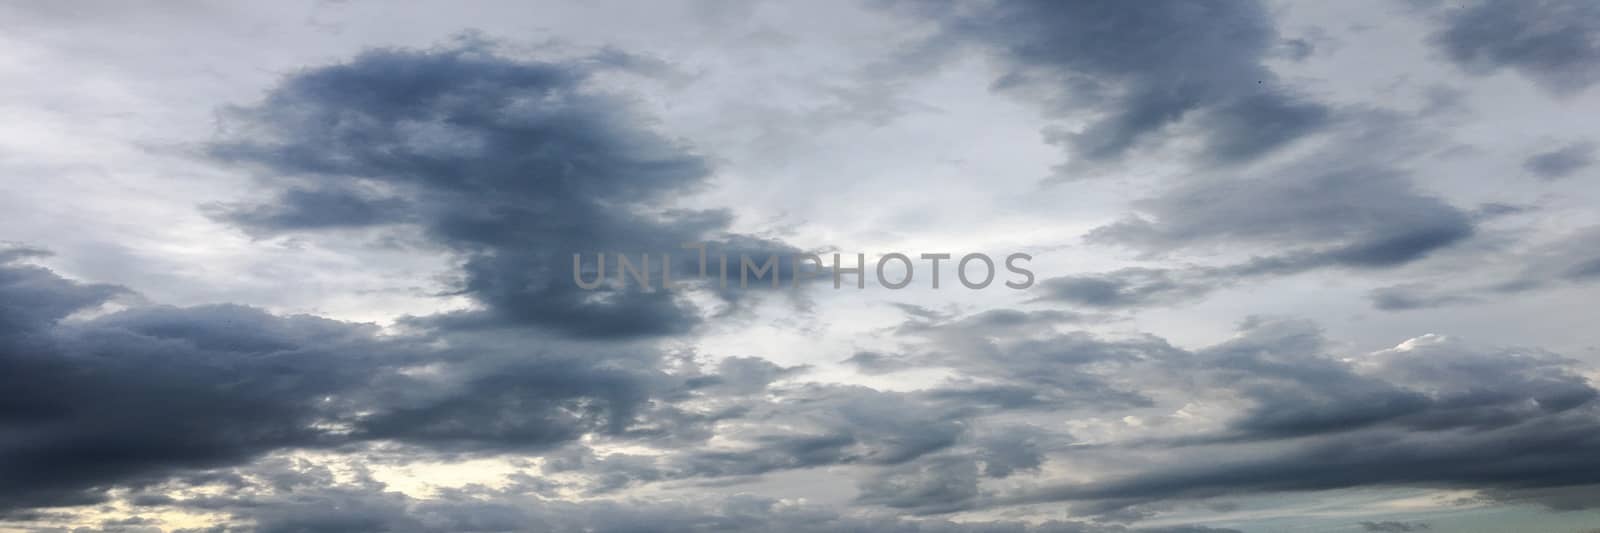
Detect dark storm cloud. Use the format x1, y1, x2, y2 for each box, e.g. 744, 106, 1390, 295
0, 245, 127, 332
1428, 0, 1600, 96
0, 251, 771, 512
885, 0, 1327, 170
0, 252, 389, 510
1523, 141, 1596, 180
206, 41, 804, 340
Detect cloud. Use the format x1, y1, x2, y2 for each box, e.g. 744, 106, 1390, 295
1428, 0, 1600, 96
884, 0, 1328, 171
855, 455, 982, 512
1364, 225, 1600, 311
8, 244, 1600, 526
0, 244, 128, 332
0, 253, 390, 510
0, 250, 773, 512
1368, 283, 1480, 311
1087, 164, 1473, 268
1032, 268, 1217, 309
841, 350, 918, 375
1523, 141, 1596, 180
1029, 114, 1479, 311
127, 461, 1243, 533
664, 384, 970, 480
6, 11, 1600, 530
205, 40, 805, 340
986, 325, 1600, 516
1359, 520, 1431, 532
893, 308, 1169, 411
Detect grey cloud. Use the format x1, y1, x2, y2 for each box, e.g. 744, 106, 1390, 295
12, 253, 1596, 527
1188, 320, 1433, 441
893, 308, 1172, 411
9, 4, 1600, 531
1032, 241, 1474, 313
855, 456, 982, 513
0, 242, 52, 263
0, 249, 1165, 521
1014, 413, 1600, 514
0, 257, 391, 509
352, 355, 659, 454
1429, 0, 1600, 95
1359, 520, 1432, 532
651, 313, 1166, 515
668, 385, 968, 479
1365, 225, 1600, 311
886, 0, 1327, 170
1047, 115, 1478, 311
1171, 320, 1597, 442
0, 251, 784, 512
1279, 38, 1315, 62
147, 466, 1239, 533
205, 41, 805, 340
740, 315, 1600, 519
1368, 283, 1480, 311
974, 426, 1048, 479
0, 245, 128, 332
695, 356, 808, 395
1014, 110, 1480, 314
205, 187, 415, 232
841, 350, 918, 375
1032, 268, 1215, 309
1523, 141, 1596, 179
1536, 226, 1600, 282
1028, 259, 1321, 311
1088, 165, 1473, 267
530, 384, 980, 489
988, 323, 1600, 516
85, 452, 1243, 533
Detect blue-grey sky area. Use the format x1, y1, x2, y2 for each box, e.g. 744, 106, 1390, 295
3, 1, 1600, 532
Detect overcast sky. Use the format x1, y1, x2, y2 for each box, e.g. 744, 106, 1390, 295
3, 1, 1600, 532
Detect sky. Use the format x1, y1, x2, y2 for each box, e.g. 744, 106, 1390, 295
3, 1, 1600, 532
